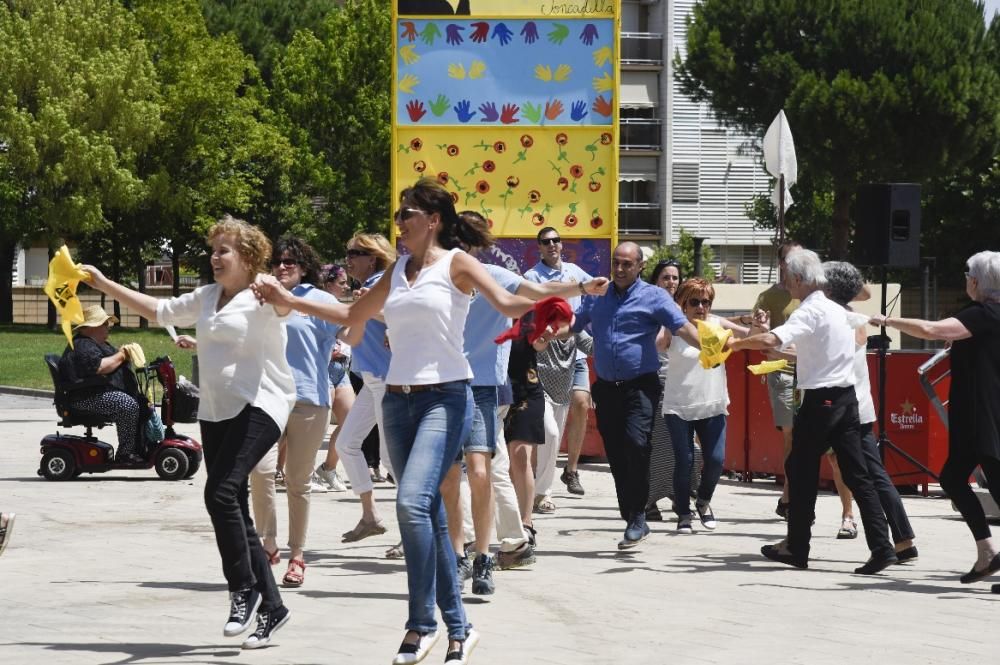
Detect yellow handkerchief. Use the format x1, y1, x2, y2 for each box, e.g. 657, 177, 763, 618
121, 343, 146, 368
697, 319, 733, 369
43, 245, 90, 348
747, 359, 789, 375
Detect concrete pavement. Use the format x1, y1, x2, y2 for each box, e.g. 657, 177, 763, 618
1, 392, 998, 664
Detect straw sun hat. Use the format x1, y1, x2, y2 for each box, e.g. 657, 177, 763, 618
73, 305, 119, 330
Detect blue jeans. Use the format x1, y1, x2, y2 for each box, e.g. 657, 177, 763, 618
382, 380, 473, 639
664, 413, 727, 516
464, 386, 499, 454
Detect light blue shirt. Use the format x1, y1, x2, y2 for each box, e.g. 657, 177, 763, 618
351, 271, 391, 379
464, 264, 523, 386
572, 278, 687, 382
286, 284, 341, 407
524, 259, 592, 312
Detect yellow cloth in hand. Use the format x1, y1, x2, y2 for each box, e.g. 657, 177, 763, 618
43, 245, 90, 348
697, 319, 732, 369
120, 343, 146, 368
747, 359, 789, 375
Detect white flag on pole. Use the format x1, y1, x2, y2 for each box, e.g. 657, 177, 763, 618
763, 110, 797, 211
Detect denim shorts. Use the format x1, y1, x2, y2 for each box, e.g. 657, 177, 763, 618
328, 360, 350, 389
571, 357, 591, 392
463, 385, 499, 455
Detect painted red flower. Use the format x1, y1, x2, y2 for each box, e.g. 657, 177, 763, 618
446, 144, 460, 156
476, 180, 490, 194
564, 214, 578, 227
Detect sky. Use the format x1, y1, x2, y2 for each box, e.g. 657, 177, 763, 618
985, 0, 1000, 22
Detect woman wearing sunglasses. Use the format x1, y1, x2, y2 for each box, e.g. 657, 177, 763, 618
661, 278, 748, 534
253, 178, 535, 664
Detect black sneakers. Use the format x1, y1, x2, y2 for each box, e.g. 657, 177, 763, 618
242, 605, 290, 649
560, 468, 585, 495
523, 524, 537, 547
471, 553, 495, 595
223, 587, 262, 637
456, 555, 473, 587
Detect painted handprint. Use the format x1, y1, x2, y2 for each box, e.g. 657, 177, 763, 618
446, 24, 464, 46
492, 22, 513, 45
521, 101, 542, 124
593, 72, 613, 93
454, 100, 476, 123
468, 60, 486, 80
429, 95, 450, 117
471, 22, 489, 43
544, 100, 564, 120
593, 46, 612, 67
592, 95, 613, 117
547, 23, 569, 45
399, 44, 419, 65
570, 100, 588, 121
521, 21, 538, 44
420, 23, 441, 46
478, 102, 500, 122
534, 64, 552, 82
500, 103, 520, 124
448, 63, 466, 79
580, 24, 599, 46
406, 100, 427, 122
400, 21, 417, 42
398, 73, 419, 94
554, 64, 572, 82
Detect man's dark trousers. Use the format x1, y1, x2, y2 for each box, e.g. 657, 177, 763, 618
592, 372, 661, 524
786, 386, 894, 560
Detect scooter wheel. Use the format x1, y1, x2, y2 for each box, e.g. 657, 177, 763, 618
41, 449, 76, 481
155, 448, 190, 480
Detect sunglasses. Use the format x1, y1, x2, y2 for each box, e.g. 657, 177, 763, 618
346, 249, 371, 258
270, 258, 299, 268
687, 298, 712, 308
539, 237, 561, 246
399, 207, 428, 221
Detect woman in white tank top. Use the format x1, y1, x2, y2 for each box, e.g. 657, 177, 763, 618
254, 178, 534, 665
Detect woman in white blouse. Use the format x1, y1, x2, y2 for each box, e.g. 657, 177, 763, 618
82, 216, 293, 649
661, 278, 747, 534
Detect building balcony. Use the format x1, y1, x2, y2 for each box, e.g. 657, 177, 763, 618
618, 203, 661, 235
621, 32, 664, 67
620, 119, 662, 151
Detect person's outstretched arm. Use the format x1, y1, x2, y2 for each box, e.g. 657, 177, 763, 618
80, 265, 158, 321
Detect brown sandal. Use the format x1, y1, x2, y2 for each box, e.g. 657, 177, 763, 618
282, 558, 305, 587
264, 547, 280, 566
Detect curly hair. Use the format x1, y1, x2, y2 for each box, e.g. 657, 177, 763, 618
822, 261, 864, 306
674, 277, 715, 308
400, 177, 491, 251
207, 215, 271, 275
272, 236, 322, 285
457, 210, 495, 252
348, 232, 397, 273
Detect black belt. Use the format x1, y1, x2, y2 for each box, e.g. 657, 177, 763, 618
386, 380, 469, 394
595, 372, 658, 389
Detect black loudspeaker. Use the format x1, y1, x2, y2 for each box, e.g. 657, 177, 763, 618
853, 183, 921, 267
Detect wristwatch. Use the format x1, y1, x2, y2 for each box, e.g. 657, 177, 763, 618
578, 280, 587, 294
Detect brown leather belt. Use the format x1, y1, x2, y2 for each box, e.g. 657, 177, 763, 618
385, 380, 468, 394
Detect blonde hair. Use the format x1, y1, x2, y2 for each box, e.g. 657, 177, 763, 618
349, 232, 396, 272
207, 215, 272, 275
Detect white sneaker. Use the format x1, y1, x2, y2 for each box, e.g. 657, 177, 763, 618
314, 463, 348, 492
309, 477, 330, 493
445, 629, 480, 665
392, 630, 439, 665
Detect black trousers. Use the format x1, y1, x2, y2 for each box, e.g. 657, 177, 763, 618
939, 442, 1000, 541
787, 387, 893, 559
592, 373, 661, 524
859, 423, 915, 544
200, 405, 283, 611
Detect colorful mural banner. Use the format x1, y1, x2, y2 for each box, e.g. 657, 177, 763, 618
396, 126, 613, 237
396, 19, 614, 127
397, 1, 615, 18
481, 238, 610, 278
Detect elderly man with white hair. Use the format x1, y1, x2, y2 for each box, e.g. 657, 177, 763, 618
731, 248, 897, 574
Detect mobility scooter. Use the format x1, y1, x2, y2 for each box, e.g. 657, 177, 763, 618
38, 353, 203, 481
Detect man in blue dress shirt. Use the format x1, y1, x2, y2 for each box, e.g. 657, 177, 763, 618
546, 242, 699, 549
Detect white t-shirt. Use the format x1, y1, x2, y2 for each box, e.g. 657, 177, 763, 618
771, 290, 855, 390
384, 248, 473, 385
156, 283, 296, 430
662, 315, 729, 420
845, 310, 876, 424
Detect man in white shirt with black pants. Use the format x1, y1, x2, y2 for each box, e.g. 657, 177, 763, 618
732, 248, 897, 574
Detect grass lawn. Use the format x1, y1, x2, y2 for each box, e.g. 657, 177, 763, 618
0, 324, 197, 390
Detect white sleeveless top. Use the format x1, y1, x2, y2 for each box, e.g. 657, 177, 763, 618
662, 315, 730, 420
384, 248, 474, 385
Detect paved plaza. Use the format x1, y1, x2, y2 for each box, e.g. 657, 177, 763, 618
1, 392, 998, 664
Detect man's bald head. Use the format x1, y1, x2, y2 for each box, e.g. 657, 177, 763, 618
615, 242, 643, 262
611, 242, 645, 291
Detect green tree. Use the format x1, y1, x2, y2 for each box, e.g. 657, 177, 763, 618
643, 228, 717, 282
272, 0, 393, 257
676, 0, 1000, 259
0, 0, 161, 324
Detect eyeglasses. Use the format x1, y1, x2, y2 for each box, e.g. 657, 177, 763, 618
687, 298, 712, 308
346, 249, 371, 258
270, 258, 299, 268
400, 207, 428, 221
539, 237, 561, 246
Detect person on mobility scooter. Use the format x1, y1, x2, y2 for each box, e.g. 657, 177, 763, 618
39, 305, 203, 481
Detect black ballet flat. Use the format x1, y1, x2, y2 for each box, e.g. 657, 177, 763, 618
959, 553, 1000, 584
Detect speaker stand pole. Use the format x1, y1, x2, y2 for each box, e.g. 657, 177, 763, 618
876, 266, 939, 480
